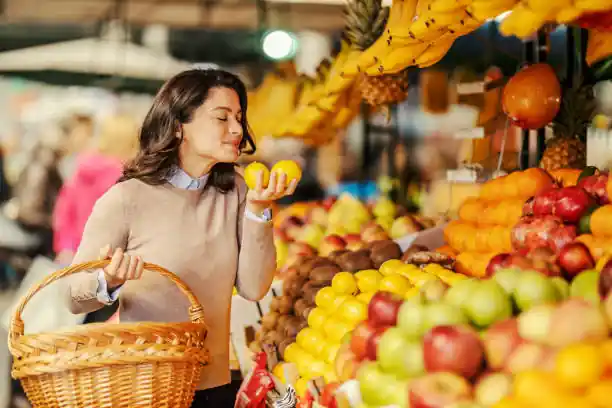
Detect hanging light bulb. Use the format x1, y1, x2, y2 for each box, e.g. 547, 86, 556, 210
261, 30, 298, 61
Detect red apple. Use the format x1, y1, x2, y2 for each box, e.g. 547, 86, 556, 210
578, 173, 609, 205
344, 234, 365, 251
409, 372, 472, 408
282, 216, 305, 240
557, 241, 595, 280
350, 321, 377, 360
599, 260, 612, 300
485, 253, 512, 277
368, 291, 403, 327
423, 325, 485, 379
532, 188, 560, 217
482, 318, 523, 370
505, 254, 533, 271
554, 186, 596, 223
319, 382, 340, 408
365, 326, 388, 360
319, 235, 347, 257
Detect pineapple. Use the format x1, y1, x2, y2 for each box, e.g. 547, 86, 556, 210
540, 80, 596, 171
344, 0, 409, 108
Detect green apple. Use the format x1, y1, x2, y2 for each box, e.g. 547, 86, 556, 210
513, 270, 559, 312
357, 362, 396, 406
551, 277, 570, 300
402, 339, 426, 378
464, 280, 512, 328
385, 378, 411, 408
493, 268, 521, 294
378, 328, 411, 377
443, 278, 479, 309
423, 303, 469, 332
398, 299, 428, 339
570, 269, 600, 305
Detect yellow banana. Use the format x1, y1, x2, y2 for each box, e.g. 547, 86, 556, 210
430, 0, 472, 13
446, 8, 485, 36
416, 34, 458, 68
499, 5, 547, 38
467, 0, 517, 21
341, 0, 411, 76
587, 28, 612, 66
364, 42, 430, 75
575, 0, 612, 12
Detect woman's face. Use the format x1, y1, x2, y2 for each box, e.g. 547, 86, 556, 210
179, 86, 243, 165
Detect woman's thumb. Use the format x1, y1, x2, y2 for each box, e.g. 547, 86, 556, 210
99, 245, 111, 260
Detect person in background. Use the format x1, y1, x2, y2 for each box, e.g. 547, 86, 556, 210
53, 115, 138, 266
58, 114, 96, 181
9, 127, 65, 257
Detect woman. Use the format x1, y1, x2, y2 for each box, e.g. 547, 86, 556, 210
66, 69, 296, 406
53, 115, 138, 265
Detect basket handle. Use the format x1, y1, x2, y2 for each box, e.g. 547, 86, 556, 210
9, 260, 206, 344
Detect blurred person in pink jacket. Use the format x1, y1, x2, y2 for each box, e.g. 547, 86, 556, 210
53, 115, 138, 265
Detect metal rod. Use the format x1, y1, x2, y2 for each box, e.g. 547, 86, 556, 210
520, 39, 535, 170
535, 29, 549, 163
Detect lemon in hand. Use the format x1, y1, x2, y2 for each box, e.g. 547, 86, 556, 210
244, 161, 270, 189
271, 160, 302, 186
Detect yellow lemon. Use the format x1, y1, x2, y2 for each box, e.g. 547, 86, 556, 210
297, 327, 326, 356
271, 160, 302, 186
295, 377, 309, 397
332, 272, 358, 295
323, 365, 338, 383
412, 273, 442, 288
404, 286, 420, 299
423, 263, 447, 276
355, 269, 382, 292
379, 274, 412, 295
272, 363, 287, 383
315, 286, 337, 310
356, 291, 375, 304
283, 342, 303, 363
338, 298, 367, 324
323, 342, 341, 364
244, 161, 270, 189
398, 264, 427, 282
307, 307, 328, 330
555, 343, 604, 389
329, 294, 349, 313
379, 259, 405, 276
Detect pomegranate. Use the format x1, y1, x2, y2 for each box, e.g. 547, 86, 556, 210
578, 173, 610, 205
511, 215, 574, 254
554, 186, 597, 223
532, 188, 560, 217
502, 64, 561, 130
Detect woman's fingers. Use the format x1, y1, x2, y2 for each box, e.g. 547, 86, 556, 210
134, 256, 144, 280
99, 244, 112, 261
285, 179, 298, 196
105, 248, 124, 277
115, 251, 131, 281
275, 172, 287, 196
125, 255, 139, 280
255, 170, 264, 191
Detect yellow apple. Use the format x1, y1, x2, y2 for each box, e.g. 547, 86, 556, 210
339, 298, 368, 324
379, 274, 412, 296
379, 259, 405, 276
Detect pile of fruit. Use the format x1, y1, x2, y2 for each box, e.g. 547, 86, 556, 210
274, 194, 442, 274
335, 257, 612, 408
253, 239, 474, 398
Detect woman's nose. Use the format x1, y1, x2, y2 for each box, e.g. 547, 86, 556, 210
229, 120, 242, 136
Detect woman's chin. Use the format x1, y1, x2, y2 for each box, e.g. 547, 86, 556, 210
218, 149, 239, 163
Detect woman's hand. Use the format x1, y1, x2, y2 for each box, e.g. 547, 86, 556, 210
99, 245, 144, 290
246, 170, 298, 215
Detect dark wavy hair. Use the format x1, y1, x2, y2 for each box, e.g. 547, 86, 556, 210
120, 69, 256, 193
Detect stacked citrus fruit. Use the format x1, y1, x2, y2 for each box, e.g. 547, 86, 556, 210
496, 340, 612, 408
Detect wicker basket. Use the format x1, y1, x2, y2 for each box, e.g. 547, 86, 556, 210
8, 260, 210, 408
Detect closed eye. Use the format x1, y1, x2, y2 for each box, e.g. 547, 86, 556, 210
216, 117, 228, 122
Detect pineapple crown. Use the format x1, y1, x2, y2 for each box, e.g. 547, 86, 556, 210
343, 0, 389, 51
552, 74, 597, 142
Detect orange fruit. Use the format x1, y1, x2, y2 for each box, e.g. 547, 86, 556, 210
244, 161, 270, 189
555, 343, 605, 389
493, 396, 524, 408
514, 370, 562, 404
586, 379, 612, 407
271, 160, 302, 186
591, 205, 612, 238
599, 339, 612, 370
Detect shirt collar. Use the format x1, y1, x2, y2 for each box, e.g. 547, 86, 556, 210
166, 166, 209, 190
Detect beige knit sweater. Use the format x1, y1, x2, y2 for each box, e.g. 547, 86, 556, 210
66, 175, 276, 390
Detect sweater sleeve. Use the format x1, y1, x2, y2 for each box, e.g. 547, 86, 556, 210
65, 184, 129, 314
234, 175, 276, 301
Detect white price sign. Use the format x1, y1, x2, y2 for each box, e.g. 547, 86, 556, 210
455, 127, 485, 139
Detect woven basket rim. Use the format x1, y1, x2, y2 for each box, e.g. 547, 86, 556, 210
13, 320, 206, 340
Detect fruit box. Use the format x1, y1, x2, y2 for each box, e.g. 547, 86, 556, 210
395, 224, 447, 252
